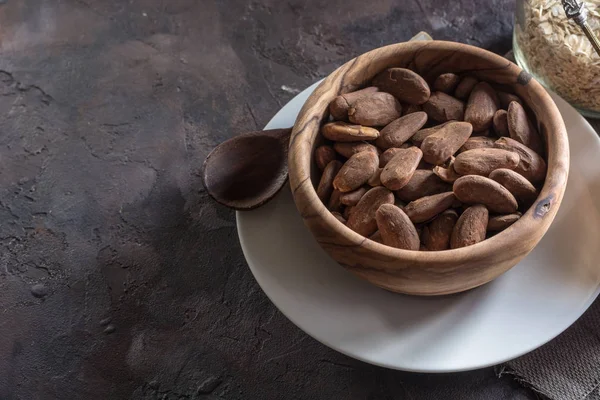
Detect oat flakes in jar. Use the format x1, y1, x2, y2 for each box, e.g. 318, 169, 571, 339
514, 0, 600, 117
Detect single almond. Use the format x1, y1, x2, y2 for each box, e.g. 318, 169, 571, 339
453, 148, 520, 176
454, 76, 478, 100
453, 175, 518, 213
375, 112, 428, 149
489, 168, 538, 208
380, 147, 423, 190
333, 141, 379, 158
316, 160, 343, 203
376, 204, 420, 250
433, 156, 462, 183
423, 92, 465, 122
396, 170, 452, 201
339, 186, 368, 206
333, 151, 379, 192
494, 137, 547, 183
433, 73, 460, 94
422, 209, 458, 251
372, 67, 431, 105
421, 121, 473, 165
464, 82, 499, 132
487, 213, 521, 231
322, 122, 379, 142
492, 109, 509, 137
450, 204, 489, 249
458, 136, 497, 153
347, 187, 395, 237
497, 92, 523, 110
315, 145, 337, 170
329, 86, 380, 121
403, 192, 456, 223
348, 92, 403, 126
507, 101, 544, 155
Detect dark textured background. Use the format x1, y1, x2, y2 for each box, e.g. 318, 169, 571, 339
0, 0, 543, 398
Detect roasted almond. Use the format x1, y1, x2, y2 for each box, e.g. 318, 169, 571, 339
453, 175, 518, 213
422, 209, 458, 251
489, 168, 538, 207
315, 145, 337, 170
421, 121, 473, 165
423, 92, 465, 122
372, 67, 431, 105
380, 147, 423, 190
329, 86, 380, 121
317, 160, 343, 203
487, 213, 521, 231
376, 204, 420, 250
454, 76, 478, 100
404, 192, 456, 223
339, 186, 368, 206
348, 92, 403, 126
453, 148, 520, 176
433, 156, 461, 183
333, 141, 379, 158
494, 137, 547, 183
492, 109, 509, 137
333, 151, 379, 192
464, 82, 499, 132
458, 136, 497, 153
450, 204, 489, 249
322, 122, 379, 142
375, 112, 428, 149
433, 73, 460, 94
507, 101, 544, 155
396, 170, 452, 201
347, 187, 395, 237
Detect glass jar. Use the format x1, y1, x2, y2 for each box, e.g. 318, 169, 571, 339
513, 0, 600, 118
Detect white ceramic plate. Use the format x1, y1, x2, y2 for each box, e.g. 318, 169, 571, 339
237, 80, 600, 372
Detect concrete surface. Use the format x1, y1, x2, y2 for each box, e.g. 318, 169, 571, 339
0, 0, 539, 398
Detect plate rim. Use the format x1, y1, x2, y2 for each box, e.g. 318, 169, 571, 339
235, 80, 600, 372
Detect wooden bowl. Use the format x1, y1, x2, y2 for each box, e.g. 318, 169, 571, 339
287, 41, 569, 296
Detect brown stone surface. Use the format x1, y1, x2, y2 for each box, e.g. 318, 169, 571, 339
0, 0, 535, 399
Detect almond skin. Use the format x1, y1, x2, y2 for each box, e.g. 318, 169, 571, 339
454, 76, 478, 100
329, 86, 380, 121
322, 122, 379, 142
316, 160, 343, 203
333, 151, 379, 192
453, 148, 520, 176
423, 92, 465, 122
421, 121, 473, 165
375, 112, 428, 149
494, 137, 547, 183
453, 175, 518, 213
422, 209, 458, 251
489, 168, 538, 208
507, 101, 544, 156
333, 141, 379, 158
315, 145, 337, 170
487, 213, 521, 231
492, 109, 509, 137
376, 204, 420, 250
464, 82, 499, 132
380, 147, 423, 190
372, 67, 431, 105
395, 170, 451, 202
346, 187, 395, 237
403, 192, 456, 223
450, 204, 489, 249
348, 92, 403, 126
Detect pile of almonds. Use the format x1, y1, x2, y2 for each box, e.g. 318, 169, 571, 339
315, 68, 547, 251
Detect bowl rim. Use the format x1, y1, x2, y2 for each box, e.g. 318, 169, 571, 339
288, 40, 570, 264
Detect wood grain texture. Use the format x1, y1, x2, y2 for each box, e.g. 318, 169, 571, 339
288, 41, 569, 296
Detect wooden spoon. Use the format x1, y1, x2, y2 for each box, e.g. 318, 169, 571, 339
202, 128, 292, 210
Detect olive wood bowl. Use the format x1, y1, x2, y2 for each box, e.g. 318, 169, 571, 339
288, 40, 569, 296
